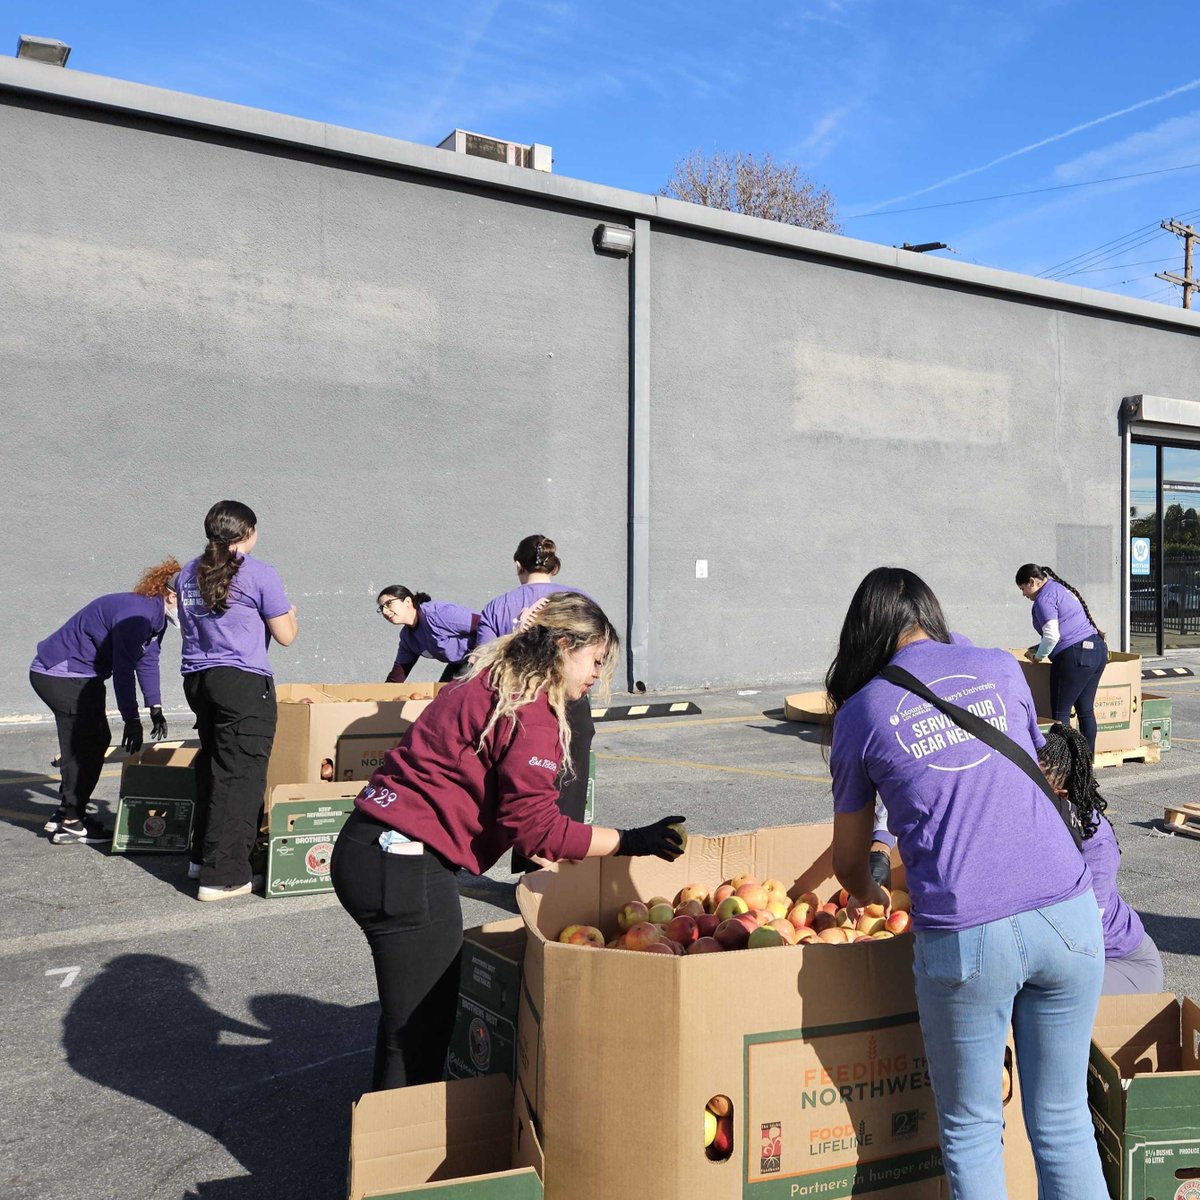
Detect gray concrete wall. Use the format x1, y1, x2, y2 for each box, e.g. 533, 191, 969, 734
1, 97, 630, 718
647, 229, 1200, 685
4, 63, 1200, 714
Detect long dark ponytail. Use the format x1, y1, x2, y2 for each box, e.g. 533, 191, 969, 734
197, 500, 257, 614
1038, 722, 1108, 841
1015, 564, 1105, 640
825, 567, 953, 713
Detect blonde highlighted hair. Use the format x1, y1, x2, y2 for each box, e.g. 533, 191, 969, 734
466, 591, 619, 777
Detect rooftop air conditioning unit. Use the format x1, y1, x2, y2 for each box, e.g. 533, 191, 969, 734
437, 129, 552, 173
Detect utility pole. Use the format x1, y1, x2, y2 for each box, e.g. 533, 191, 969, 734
1156, 219, 1197, 309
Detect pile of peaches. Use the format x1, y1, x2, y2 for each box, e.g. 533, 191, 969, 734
557, 874, 913, 954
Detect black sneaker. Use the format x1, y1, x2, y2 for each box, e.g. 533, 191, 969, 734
43, 806, 68, 834
51, 819, 112, 846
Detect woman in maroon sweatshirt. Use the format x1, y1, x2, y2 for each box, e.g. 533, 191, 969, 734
331, 591, 685, 1091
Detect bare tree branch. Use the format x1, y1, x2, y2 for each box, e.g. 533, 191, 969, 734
659, 149, 841, 234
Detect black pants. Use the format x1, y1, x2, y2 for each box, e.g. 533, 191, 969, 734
183, 668, 277, 887
1050, 639, 1107, 752
511, 694, 595, 874
439, 658, 467, 683
30, 671, 111, 819
331, 809, 463, 1091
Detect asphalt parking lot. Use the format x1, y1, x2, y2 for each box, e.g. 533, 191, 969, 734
2, 671, 1197, 1200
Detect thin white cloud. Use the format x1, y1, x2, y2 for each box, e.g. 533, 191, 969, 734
851, 76, 1200, 216
799, 106, 850, 159
1053, 110, 1200, 182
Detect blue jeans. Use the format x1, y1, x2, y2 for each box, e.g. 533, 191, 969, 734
913, 890, 1106, 1200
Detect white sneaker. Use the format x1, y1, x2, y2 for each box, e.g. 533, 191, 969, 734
187, 861, 202, 880
197, 882, 253, 902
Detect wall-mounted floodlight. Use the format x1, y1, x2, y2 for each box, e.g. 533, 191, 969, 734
593, 224, 635, 257
16, 35, 71, 66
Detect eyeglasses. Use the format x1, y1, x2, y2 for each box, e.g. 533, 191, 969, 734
377, 601, 397, 615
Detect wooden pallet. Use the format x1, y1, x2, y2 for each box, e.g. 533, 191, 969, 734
1163, 803, 1200, 840
1093, 743, 1161, 770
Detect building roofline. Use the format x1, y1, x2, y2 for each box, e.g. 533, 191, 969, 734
4, 54, 1199, 334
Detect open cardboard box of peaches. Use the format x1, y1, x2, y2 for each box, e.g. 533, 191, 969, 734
557, 872, 913, 954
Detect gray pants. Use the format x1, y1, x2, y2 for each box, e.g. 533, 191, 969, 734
1102, 932, 1165, 994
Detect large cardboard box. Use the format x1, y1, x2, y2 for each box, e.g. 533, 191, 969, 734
264, 781, 361, 897
1141, 692, 1173, 752
515, 823, 1036, 1200
1088, 993, 1200, 1200
347, 1073, 543, 1199
447, 919, 527, 1083
269, 683, 442, 792
111, 740, 200, 855
1009, 649, 1143, 754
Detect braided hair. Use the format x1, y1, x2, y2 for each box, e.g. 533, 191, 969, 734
1037, 722, 1108, 842
1015, 563, 1105, 640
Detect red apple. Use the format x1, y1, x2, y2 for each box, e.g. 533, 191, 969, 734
793, 927, 817, 944
733, 912, 759, 935
709, 1114, 733, 1159
714, 918, 751, 950
665, 915, 699, 947
707, 1094, 732, 1118
673, 899, 705, 920
769, 918, 798, 945
735, 883, 769, 911
750, 908, 773, 928
762, 877, 789, 899
818, 901, 839, 916
816, 926, 850, 944
617, 901, 649, 932
624, 922, 663, 952
811, 911, 837, 933
795, 890, 820, 909
886, 910, 912, 935
662, 939, 685, 956
786, 902, 815, 930
687, 936, 723, 954
675, 883, 709, 908
709, 883, 736, 912
641, 942, 674, 955
695, 913, 720, 939
558, 924, 605, 948
730, 873, 760, 891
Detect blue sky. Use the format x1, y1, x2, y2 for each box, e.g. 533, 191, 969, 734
10, 1, 1200, 303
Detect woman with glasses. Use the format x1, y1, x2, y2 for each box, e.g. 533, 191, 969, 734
377, 586, 480, 684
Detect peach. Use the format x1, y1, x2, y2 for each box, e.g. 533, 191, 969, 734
558, 924, 605, 948
714, 896, 750, 921
816, 926, 850, 944
885, 910, 912, 935
890, 889, 912, 914
674, 899, 705, 920
665, 915, 699, 947
675, 884, 709, 908
695, 913, 720, 939
624, 922, 663, 952
687, 936, 724, 954
617, 901, 649, 932
768, 919, 798, 945
748, 926, 787, 949
810, 911, 837, 934
647, 902, 675, 925
735, 883, 769, 911
714, 918, 751, 951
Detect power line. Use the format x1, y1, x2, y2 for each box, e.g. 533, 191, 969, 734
1058, 256, 1174, 277
1038, 205, 1200, 280
845, 160, 1200, 221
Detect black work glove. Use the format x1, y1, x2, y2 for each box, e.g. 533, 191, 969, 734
869, 849, 892, 890
150, 706, 168, 741
122, 720, 144, 755
616, 815, 686, 861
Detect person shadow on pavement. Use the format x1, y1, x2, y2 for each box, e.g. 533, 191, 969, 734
63, 953, 376, 1198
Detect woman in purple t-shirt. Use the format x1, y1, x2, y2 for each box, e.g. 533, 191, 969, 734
376, 585, 480, 684
178, 501, 297, 902
476, 535, 595, 872
827, 567, 1106, 1200
1039, 723, 1164, 994
1016, 563, 1107, 753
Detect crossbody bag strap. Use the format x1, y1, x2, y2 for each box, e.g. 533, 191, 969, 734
878, 664, 1082, 851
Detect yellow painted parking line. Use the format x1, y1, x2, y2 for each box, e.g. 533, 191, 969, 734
1167, 736, 1200, 743
0, 766, 122, 788
595, 713, 785, 733
595, 752, 828, 782
0, 808, 44, 826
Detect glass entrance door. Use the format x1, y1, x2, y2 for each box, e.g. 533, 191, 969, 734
1130, 440, 1200, 654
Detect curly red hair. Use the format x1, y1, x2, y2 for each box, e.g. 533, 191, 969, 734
132, 557, 182, 598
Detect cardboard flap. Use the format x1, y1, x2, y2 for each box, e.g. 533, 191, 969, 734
349, 1075, 515, 1200
512, 1081, 543, 1181
1092, 993, 1182, 1075
127, 740, 201, 768
1184, 998, 1200, 1070
267, 780, 365, 811
364, 1170, 541, 1198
